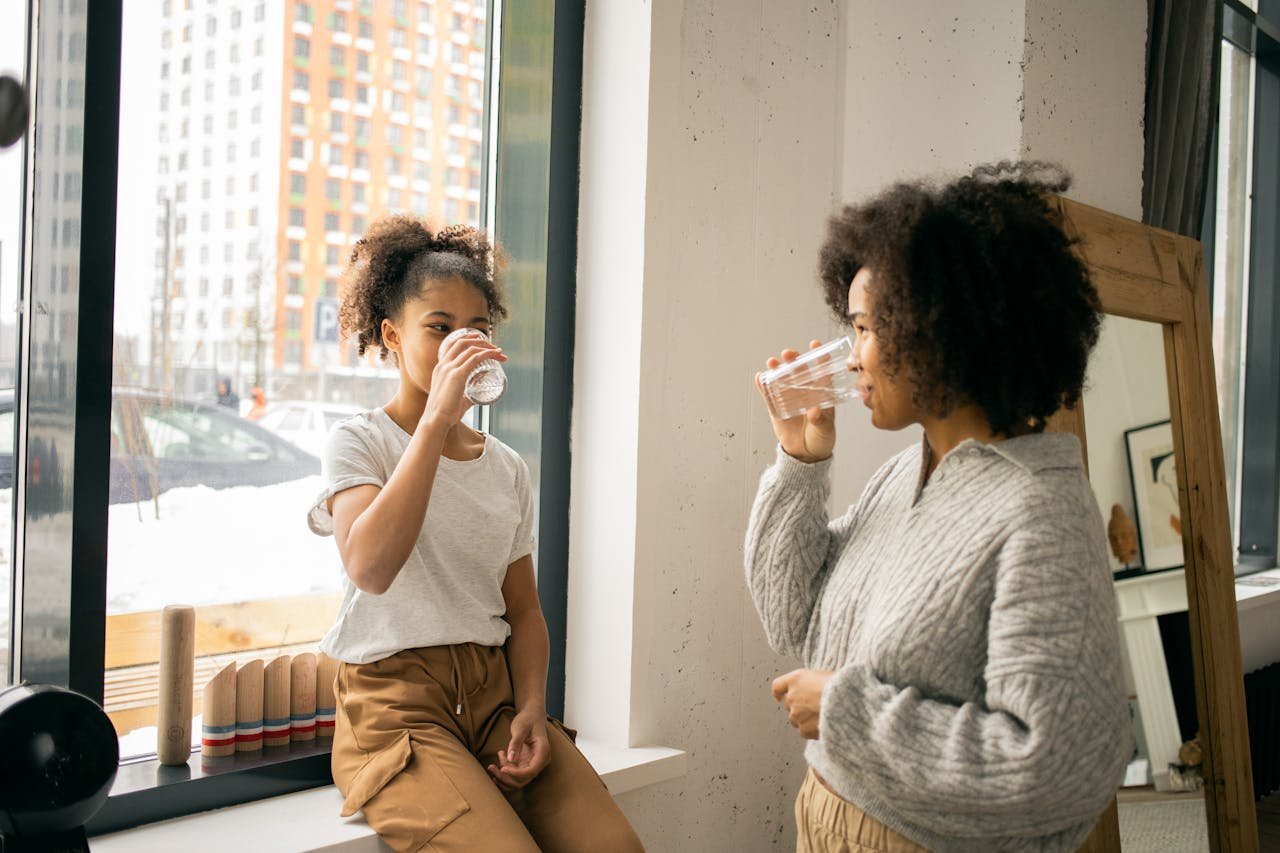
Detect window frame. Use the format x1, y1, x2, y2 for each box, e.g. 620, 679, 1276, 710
1217, 0, 1280, 573
7, 0, 585, 835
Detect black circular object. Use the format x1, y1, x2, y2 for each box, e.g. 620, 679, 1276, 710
0, 76, 29, 149
0, 684, 119, 841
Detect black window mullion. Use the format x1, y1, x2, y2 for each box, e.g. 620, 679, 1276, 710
17, 0, 118, 701
1237, 41, 1280, 571
67, 0, 124, 702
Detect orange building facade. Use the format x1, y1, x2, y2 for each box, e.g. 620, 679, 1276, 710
275, 0, 487, 379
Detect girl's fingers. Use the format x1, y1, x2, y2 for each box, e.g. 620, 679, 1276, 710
809, 339, 822, 350
780, 349, 799, 362
453, 345, 505, 377
765, 358, 780, 369
442, 334, 499, 363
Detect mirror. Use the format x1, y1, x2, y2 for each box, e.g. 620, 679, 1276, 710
1046, 197, 1256, 852
1081, 315, 1210, 849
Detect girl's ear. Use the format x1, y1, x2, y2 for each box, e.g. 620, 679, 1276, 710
381, 317, 400, 353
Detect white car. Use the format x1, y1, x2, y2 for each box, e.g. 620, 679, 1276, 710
254, 401, 364, 457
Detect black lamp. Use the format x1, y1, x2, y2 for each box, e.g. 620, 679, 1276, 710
0, 684, 119, 852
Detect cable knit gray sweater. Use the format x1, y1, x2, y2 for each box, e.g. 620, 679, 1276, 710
746, 432, 1131, 852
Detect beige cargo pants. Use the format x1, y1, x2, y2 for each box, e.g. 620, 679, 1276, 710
795, 769, 929, 853
332, 643, 644, 853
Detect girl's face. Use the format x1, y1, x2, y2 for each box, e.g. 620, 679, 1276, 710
848, 268, 917, 431
383, 276, 492, 394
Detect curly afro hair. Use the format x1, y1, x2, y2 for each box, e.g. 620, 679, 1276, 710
339, 216, 508, 360
817, 161, 1102, 436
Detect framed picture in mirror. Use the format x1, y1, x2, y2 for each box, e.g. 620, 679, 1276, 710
1124, 418, 1184, 572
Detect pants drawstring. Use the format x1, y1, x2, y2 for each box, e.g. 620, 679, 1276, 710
447, 645, 464, 716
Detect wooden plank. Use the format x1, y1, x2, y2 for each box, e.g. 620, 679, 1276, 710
105, 592, 342, 669
104, 641, 323, 738
1165, 240, 1258, 851
1053, 197, 1186, 324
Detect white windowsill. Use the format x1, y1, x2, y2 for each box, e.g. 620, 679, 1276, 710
91, 741, 686, 852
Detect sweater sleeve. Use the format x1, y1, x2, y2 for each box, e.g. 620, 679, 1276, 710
815, 509, 1130, 837
744, 445, 889, 658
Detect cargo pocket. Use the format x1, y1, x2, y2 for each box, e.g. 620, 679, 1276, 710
548, 716, 577, 743
340, 731, 470, 849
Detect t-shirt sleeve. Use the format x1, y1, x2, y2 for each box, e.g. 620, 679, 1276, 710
507, 452, 536, 565
307, 421, 385, 536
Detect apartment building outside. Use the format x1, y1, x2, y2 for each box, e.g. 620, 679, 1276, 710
148, 0, 487, 404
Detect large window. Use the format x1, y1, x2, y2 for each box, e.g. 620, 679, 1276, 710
1207, 0, 1280, 573
6, 0, 580, 832
107, 0, 493, 758
0, 2, 26, 688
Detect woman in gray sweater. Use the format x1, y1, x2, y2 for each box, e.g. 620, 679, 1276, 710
746, 162, 1131, 852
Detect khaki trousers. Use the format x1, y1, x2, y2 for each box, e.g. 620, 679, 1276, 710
795, 769, 930, 853
332, 643, 644, 853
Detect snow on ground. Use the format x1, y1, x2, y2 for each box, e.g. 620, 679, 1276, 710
0, 477, 345, 627
105, 476, 345, 613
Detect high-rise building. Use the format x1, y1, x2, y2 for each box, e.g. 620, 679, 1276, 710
151, 0, 284, 395
149, 0, 487, 400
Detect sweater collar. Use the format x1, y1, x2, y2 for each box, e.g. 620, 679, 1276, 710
921, 430, 1085, 475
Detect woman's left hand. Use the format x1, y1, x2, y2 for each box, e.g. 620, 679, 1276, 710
772, 669, 834, 740
487, 709, 551, 790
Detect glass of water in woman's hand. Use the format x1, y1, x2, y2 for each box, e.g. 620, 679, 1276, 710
758, 336, 858, 420
440, 328, 508, 405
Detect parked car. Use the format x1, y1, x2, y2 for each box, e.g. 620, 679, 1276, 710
253, 400, 363, 457
0, 387, 320, 504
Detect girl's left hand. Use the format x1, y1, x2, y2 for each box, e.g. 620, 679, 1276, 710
772, 668, 834, 740
487, 709, 551, 790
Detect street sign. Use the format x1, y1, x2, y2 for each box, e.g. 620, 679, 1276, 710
314, 297, 340, 343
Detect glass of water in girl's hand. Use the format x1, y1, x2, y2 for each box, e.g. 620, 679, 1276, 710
758, 336, 858, 420
440, 328, 508, 405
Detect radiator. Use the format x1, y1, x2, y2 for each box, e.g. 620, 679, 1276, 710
1246, 661, 1280, 800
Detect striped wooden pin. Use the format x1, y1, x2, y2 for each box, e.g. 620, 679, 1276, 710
290, 653, 318, 742
200, 661, 237, 759
235, 658, 265, 753
262, 655, 292, 748
315, 654, 339, 741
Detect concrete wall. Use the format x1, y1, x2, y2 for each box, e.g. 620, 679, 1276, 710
570, 2, 1148, 850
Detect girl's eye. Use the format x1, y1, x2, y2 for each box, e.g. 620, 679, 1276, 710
428, 324, 451, 334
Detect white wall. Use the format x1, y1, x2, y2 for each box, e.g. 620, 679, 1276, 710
1082, 316, 1172, 573
570, 2, 1148, 851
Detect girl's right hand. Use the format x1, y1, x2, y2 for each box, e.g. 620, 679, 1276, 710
755, 341, 837, 463
422, 332, 507, 428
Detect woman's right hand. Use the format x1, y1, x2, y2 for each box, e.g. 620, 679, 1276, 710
422, 332, 507, 428
756, 341, 837, 463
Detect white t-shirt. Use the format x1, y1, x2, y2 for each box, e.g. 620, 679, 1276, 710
307, 408, 536, 664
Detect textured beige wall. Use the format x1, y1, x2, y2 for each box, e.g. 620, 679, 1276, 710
570, 2, 1148, 850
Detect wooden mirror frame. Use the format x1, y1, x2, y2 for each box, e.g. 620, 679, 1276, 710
1047, 197, 1258, 852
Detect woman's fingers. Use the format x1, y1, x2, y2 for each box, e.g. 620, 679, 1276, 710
808, 405, 835, 426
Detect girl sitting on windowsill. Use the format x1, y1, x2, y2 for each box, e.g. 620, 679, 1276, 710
308, 217, 643, 853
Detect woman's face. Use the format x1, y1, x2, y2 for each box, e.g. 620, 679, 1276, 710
848, 268, 917, 431
383, 275, 491, 394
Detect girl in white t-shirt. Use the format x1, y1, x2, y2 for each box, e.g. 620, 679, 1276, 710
308, 217, 642, 853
